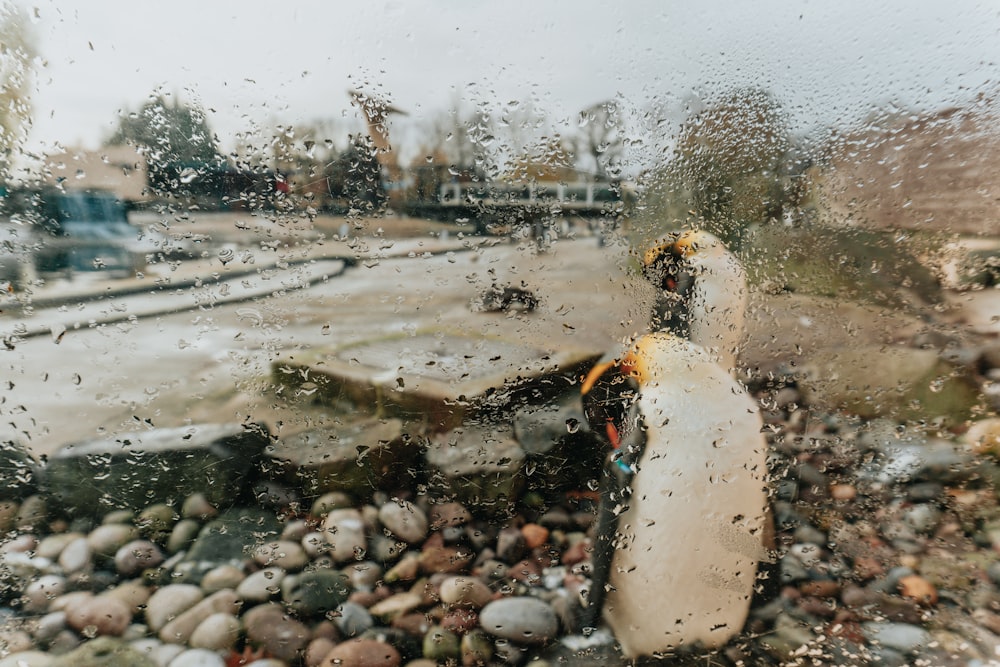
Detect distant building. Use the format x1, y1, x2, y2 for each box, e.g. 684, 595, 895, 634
43, 145, 150, 204
817, 105, 1000, 236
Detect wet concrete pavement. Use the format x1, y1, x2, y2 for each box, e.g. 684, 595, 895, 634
0, 228, 643, 457
2, 211, 997, 458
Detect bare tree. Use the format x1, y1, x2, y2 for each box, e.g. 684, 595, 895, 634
574, 100, 624, 181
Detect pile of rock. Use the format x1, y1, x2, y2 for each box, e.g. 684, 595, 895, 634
0, 390, 998, 665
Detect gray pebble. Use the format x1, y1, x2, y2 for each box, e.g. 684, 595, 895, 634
188, 612, 241, 651
479, 597, 558, 645
902, 504, 941, 536
167, 520, 201, 555
57, 536, 92, 574
86, 523, 139, 558
36, 533, 82, 561
336, 600, 374, 637
199, 564, 245, 593
236, 567, 285, 603
166, 648, 226, 667
252, 540, 308, 571
322, 508, 367, 563
378, 500, 429, 544
180, 494, 217, 521
145, 584, 204, 633
344, 561, 383, 591
863, 621, 931, 654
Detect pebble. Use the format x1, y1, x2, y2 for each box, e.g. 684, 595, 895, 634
862, 621, 931, 655
0, 651, 53, 667
319, 638, 401, 667
422, 625, 460, 662
438, 575, 493, 608
159, 590, 241, 645
479, 597, 558, 645
57, 536, 92, 573
187, 612, 241, 651
0, 398, 998, 667
345, 561, 383, 590
65, 594, 132, 637
282, 569, 350, 616
199, 564, 246, 593
898, 574, 938, 606
428, 502, 472, 530
35, 532, 81, 560
88, 521, 137, 551
520, 523, 549, 549
237, 566, 286, 602
167, 519, 202, 554
167, 648, 226, 667
378, 500, 429, 544
311, 491, 353, 516
145, 584, 204, 632
114, 539, 164, 576
306, 639, 336, 667
181, 493, 217, 521
243, 603, 311, 663
322, 509, 368, 563
335, 600, 375, 637
252, 540, 309, 571
23, 574, 66, 614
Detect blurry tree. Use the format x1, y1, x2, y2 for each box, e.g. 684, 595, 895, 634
573, 100, 624, 181
417, 104, 492, 176
506, 136, 577, 183
107, 94, 224, 167
107, 94, 227, 201
326, 134, 385, 211
0, 3, 37, 186
648, 88, 794, 247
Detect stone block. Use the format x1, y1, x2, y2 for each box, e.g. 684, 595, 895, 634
264, 418, 416, 498
43, 423, 270, 516
424, 425, 525, 516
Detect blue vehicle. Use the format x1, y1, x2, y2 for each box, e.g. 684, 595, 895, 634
31, 189, 157, 275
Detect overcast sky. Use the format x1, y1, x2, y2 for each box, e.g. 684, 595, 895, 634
14, 0, 1000, 168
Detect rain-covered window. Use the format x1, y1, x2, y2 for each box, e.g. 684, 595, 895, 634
0, 3, 999, 666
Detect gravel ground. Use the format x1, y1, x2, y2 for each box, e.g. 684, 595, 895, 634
0, 383, 999, 666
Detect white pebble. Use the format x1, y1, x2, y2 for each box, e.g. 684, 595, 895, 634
167, 648, 226, 667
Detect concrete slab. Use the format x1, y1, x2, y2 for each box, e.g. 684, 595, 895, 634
273, 331, 601, 431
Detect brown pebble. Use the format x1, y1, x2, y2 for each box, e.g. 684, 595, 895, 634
384, 552, 421, 583
840, 584, 876, 609
508, 558, 543, 583
320, 638, 402, 667
799, 579, 840, 598
428, 502, 472, 530
419, 545, 475, 574
872, 592, 923, 624
826, 619, 865, 644
520, 523, 549, 549
972, 609, 1000, 635
797, 595, 837, 618
852, 556, 885, 581
350, 587, 390, 608
391, 612, 432, 637
829, 484, 857, 501
898, 574, 938, 606
561, 539, 589, 566
66, 594, 132, 637
306, 637, 337, 667
441, 607, 479, 634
